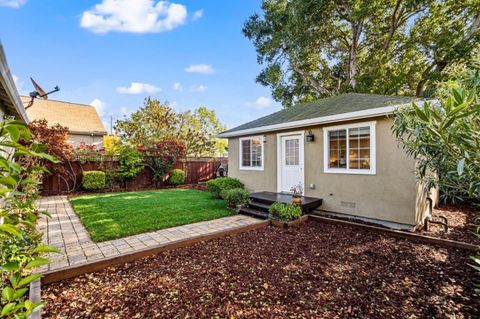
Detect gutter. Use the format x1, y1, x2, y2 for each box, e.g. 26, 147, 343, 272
218, 100, 431, 138
0, 42, 29, 123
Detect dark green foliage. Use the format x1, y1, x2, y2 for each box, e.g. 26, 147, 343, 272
269, 202, 302, 221
168, 169, 186, 186
221, 188, 251, 208
117, 146, 144, 181
82, 171, 106, 190
206, 177, 244, 198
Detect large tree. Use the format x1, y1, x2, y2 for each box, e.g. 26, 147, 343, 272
243, 0, 480, 107
114, 99, 226, 157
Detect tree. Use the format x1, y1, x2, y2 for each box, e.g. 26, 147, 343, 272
178, 106, 227, 156
243, 0, 480, 107
114, 99, 226, 157
392, 61, 480, 204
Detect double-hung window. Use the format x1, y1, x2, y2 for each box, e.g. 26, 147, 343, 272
239, 136, 264, 170
323, 122, 376, 174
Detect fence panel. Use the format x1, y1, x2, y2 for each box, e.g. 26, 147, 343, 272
41, 157, 228, 196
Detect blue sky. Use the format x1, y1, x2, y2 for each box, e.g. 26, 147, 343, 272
0, 0, 281, 132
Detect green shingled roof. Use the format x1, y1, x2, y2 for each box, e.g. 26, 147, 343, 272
221, 93, 417, 135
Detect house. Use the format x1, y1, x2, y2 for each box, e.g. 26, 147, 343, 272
0, 42, 28, 123
22, 97, 107, 147
218, 93, 438, 230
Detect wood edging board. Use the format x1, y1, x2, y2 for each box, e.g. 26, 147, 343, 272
308, 215, 479, 252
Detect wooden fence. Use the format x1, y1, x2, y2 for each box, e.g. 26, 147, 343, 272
41, 157, 228, 196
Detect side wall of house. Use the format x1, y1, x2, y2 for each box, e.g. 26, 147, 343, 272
69, 134, 104, 147
228, 116, 423, 227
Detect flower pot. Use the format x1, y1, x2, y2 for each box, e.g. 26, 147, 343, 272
292, 196, 302, 205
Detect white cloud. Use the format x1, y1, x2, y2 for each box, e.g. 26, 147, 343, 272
192, 9, 203, 21
190, 84, 208, 92
116, 82, 161, 94
0, 0, 27, 8
173, 82, 183, 91
89, 98, 106, 116
245, 96, 273, 109
80, 0, 188, 34
184, 64, 215, 75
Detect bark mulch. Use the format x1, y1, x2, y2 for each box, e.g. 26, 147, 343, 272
42, 220, 479, 319
419, 204, 480, 245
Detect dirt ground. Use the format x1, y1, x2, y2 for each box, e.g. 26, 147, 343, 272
43, 220, 479, 318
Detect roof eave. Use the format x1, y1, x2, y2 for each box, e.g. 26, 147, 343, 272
0, 42, 29, 123
217, 102, 424, 138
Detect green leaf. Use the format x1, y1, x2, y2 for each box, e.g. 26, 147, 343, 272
1, 261, 19, 271
412, 103, 429, 122
9, 273, 20, 288
2, 287, 14, 301
5, 125, 19, 142
0, 176, 18, 188
25, 258, 50, 270
12, 288, 28, 300
17, 274, 42, 288
1, 302, 16, 316
32, 244, 60, 254
0, 224, 22, 237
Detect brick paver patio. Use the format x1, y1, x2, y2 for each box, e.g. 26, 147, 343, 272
37, 196, 262, 273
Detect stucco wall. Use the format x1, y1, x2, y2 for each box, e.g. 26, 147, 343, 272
228, 116, 423, 226
69, 134, 104, 147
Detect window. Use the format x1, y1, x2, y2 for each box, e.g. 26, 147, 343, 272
323, 122, 376, 174
285, 138, 299, 165
239, 136, 264, 170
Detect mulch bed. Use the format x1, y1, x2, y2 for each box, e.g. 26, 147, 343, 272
418, 204, 480, 245
42, 220, 479, 318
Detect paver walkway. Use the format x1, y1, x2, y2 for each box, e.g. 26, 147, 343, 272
37, 196, 262, 273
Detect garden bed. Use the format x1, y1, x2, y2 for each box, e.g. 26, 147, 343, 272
418, 204, 479, 245
42, 220, 478, 318
69, 188, 232, 242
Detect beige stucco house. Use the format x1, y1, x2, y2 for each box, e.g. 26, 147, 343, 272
22, 97, 107, 147
218, 93, 437, 230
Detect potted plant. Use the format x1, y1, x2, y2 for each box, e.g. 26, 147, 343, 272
290, 183, 303, 205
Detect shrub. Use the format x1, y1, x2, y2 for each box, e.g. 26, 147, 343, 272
168, 169, 186, 185
82, 171, 106, 190
221, 188, 250, 208
117, 146, 144, 181
206, 177, 244, 198
269, 202, 302, 221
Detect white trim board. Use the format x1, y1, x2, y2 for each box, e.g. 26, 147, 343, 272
217, 102, 430, 138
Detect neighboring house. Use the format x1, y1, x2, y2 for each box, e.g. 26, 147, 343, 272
22, 97, 107, 147
218, 93, 438, 230
0, 42, 28, 123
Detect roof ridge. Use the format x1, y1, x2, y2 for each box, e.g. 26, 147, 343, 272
20, 95, 96, 108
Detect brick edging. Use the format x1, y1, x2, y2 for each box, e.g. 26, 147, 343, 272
41, 220, 269, 285
308, 215, 479, 252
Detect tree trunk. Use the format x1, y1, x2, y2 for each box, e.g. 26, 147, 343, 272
347, 22, 363, 89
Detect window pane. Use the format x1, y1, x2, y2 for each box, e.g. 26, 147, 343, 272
349, 126, 370, 170
285, 139, 299, 166
241, 140, 251, 167
251, 138, 262, 167
328, 129, 347, 168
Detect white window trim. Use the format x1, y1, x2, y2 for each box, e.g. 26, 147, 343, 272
323, 121, 376, 175
239, 135, 264, 171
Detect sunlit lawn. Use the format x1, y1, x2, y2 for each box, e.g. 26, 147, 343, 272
70, 189, 231, 242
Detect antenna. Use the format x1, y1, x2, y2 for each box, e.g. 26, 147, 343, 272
25, 78, 60, 109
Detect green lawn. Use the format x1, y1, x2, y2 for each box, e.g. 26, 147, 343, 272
69, 189, 232, 242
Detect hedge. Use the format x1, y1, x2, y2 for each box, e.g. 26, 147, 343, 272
82, 170, 106, 190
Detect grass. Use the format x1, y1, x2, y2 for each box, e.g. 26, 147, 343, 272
69, 189, 232, 242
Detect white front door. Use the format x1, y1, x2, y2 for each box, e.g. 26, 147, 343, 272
278, 133, 304, 193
